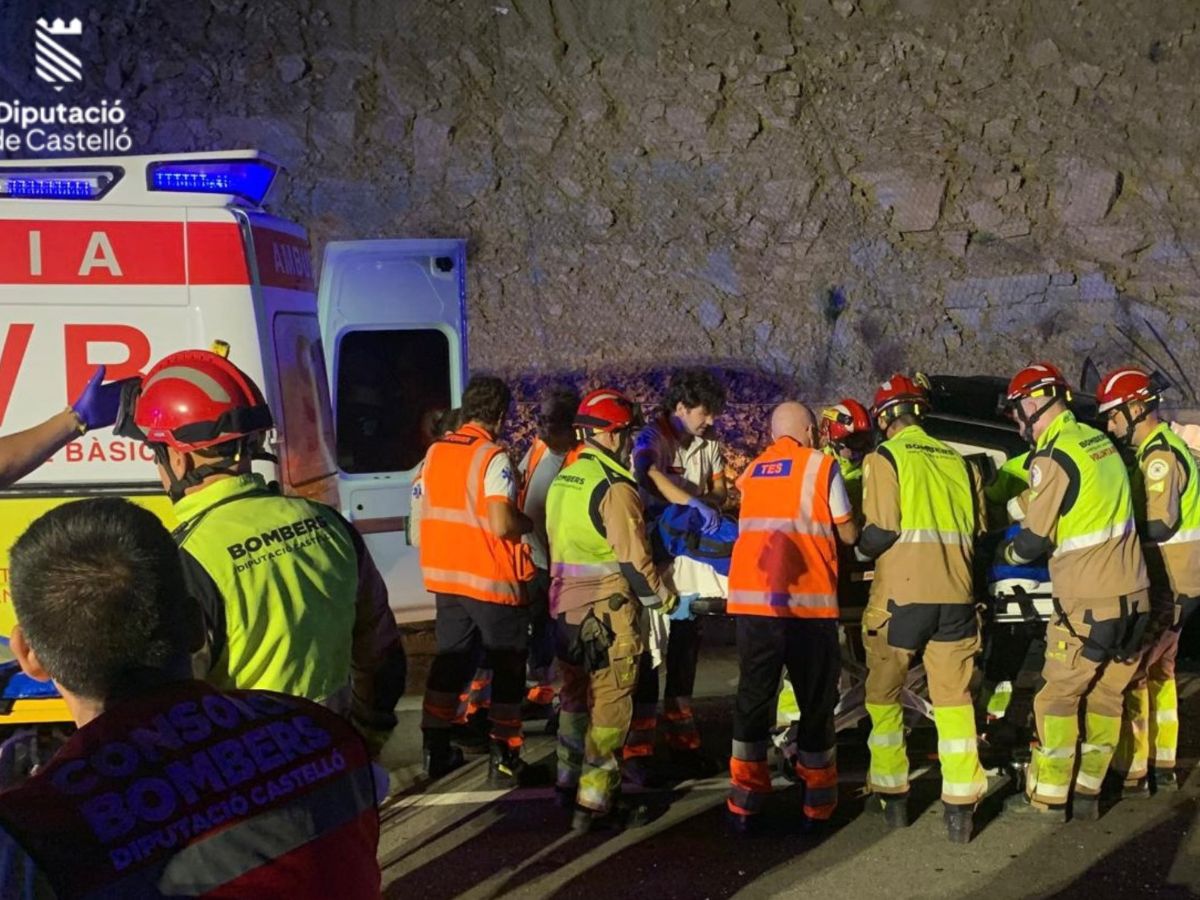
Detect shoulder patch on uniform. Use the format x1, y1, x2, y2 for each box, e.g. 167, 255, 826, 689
1029, 462, 1043, 488
1146, 458, 1170, 481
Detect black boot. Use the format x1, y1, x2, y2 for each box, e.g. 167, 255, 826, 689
943, 802, 973, 844
724, 805, 756, 835
572, 798, 650, 833
450, 710, 490, 755
423, 732, 465, 779
487, 743, 527, 788
1071, 793, 1100, 822
1103, 770, 1149, 800
1154, 768, 1180, 792
1003, 791, 1067, 823
876, 793, 909, 828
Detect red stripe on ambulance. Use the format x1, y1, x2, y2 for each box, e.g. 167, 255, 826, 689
0, 221, 185, 284
187, 222, 250, 285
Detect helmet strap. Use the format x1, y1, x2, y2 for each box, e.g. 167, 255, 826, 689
1110, 401, 1155, 447
152, 440, 252, 503
1015, 396, 1057, 444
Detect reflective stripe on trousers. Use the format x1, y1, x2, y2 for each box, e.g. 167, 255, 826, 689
865, 702, 908, 794
933, 705, 985, 804
624, 702, 658, 759
796, 748, 838, 820
465, 668, 493, 717
1027, 713, 1077, 804
557, 710, 588, 790
663, 697, 701, 751
577, 724, 626, 813
1150, 678, 1180, 768
728, 739, 771, 816
1075, 712, 1121, 796
1113, 685, 1150, 781
421, 688, 463, 729
489, 701, 524, 749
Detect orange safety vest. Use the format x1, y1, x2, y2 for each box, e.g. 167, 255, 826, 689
420, 422, 534, 604
518, 437, 584, 510
727, 437, 840, 618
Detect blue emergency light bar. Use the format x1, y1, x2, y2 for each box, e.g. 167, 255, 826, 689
0, 169, 119, 200
147, 158, 277, 205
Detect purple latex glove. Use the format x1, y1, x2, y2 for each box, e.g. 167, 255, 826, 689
687, 497, 721, 534
71, 365, 132, 431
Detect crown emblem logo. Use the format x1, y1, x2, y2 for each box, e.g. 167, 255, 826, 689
34, 17, 84, 92
36, 17, 82, 35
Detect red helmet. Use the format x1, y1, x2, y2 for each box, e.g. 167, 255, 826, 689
129, 349, 273, 452
1096, 366, 1158, 414
820, 398, 872, 445
1005, 363, 1071, 404
871, 374, 929, 427
574, 388, 640, 433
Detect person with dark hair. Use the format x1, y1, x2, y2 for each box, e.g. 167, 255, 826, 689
0, 365, 131, 487
115, 348, 406, 754
0, 498, 382, 898
418, 374, 539, 785
519, 384, 584, 722
626, 367, 728, 780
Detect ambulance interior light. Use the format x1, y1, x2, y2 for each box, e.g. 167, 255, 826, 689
148, 159, 277, 205
0, 169, 119, 200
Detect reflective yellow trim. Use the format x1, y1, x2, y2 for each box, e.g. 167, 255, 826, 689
0, 697, 72, 725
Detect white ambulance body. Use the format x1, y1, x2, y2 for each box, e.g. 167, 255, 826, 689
0, 150, 461, 723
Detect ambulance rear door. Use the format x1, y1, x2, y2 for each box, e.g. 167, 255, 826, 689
241, 211, 338, 506
317, 239, 467, 622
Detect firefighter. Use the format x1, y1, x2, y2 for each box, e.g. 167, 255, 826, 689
818, 398, 873, 517
725, 402, 859, 832
627, 367, 727, 780
858, 374, 987, 843
1000, 363, 1149, 822
1097, 368, 1200, 795
0, 365, 130, 487
417, 375, 538, 786
116, 349, 405, 754
518, 385, 584, 723
547, 388, 678, 829
0, 498, 382, 898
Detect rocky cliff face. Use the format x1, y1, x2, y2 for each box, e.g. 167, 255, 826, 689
2, 0, 1198, 432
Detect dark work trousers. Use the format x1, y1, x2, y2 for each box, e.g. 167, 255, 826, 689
421, 593, 530, 748
527, 568, 556, 674
626, 617, 704, 756
730, 616, 840, 818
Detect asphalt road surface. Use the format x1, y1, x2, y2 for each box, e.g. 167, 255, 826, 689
377, 637, 1200, 899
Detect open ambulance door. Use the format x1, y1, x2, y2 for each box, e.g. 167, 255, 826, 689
317, 239, 467, 623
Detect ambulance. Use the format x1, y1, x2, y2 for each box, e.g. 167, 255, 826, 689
0, 149, 464, 726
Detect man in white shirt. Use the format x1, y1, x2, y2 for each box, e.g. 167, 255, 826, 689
626, 368, 728, 780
